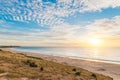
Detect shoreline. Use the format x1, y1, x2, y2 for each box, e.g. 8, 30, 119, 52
10, 48, 120, 65
1, 48, 120, 80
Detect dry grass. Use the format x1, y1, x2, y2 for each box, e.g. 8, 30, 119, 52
0, 49, 113, 80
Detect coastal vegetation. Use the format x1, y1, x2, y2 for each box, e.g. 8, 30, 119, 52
0, 49, 113, 80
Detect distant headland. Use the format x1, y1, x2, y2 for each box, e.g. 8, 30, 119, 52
0, 46, 21, 48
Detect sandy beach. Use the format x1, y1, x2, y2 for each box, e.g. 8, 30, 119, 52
2, 48, 120, 80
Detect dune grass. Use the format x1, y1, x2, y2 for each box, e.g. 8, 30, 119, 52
0, 49, 113, 80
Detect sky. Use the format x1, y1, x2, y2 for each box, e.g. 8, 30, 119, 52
0, 0, 120, 47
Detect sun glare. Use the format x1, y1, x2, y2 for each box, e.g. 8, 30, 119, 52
90, 38, 102, 46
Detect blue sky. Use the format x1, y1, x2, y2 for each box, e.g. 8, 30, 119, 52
0, 0, 120, 47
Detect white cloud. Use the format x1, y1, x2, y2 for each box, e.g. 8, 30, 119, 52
1, 0, 120, 46
80, 0, 120, 12
1, 15, 120, 46
0, 23, 82, 44
86, 16, 120, 38
0, 0, 64, 26
0, 20, 4, 24
1, 0, 120, 27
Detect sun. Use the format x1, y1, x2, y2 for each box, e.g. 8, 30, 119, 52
90, 38, 102, 46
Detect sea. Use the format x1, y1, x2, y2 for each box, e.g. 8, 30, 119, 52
12, 47, 120, 63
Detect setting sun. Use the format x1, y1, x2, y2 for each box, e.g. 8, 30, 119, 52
90, 38, 102, 46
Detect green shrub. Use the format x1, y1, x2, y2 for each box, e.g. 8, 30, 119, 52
23, 60, 38, 67
75, 72, 81, 76
72, 68, 76, 72
23, 60, 31, 65
0, 69, 5, 73
40, 67, 44, 71
91, 74, 97, 78
0, 49, 2, 51
29, 62, 38, 67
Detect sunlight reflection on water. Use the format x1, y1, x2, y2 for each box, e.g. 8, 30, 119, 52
13, 47, 120, 62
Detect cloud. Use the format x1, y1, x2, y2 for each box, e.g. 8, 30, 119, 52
86, 16, 120, 38
0, 29, 30, 36
0, 15, 120, 46
0, 0, 64, 26
80, 0, 120, 12
0, 0, 120, 46
0, 20, 4, 24
27, 23, 81, 42
0, 23, 81, 43
1, 0, 120, 27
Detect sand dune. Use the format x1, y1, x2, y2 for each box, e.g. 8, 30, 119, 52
2, 48, 120, 80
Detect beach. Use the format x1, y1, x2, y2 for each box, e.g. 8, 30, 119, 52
2, 48, 120, 80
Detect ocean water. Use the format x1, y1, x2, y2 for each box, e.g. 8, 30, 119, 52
12, 47, 120, 63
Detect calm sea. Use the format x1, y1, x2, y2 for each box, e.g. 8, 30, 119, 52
12, 47, 120, 63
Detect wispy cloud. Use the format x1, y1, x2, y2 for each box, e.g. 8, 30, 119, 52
1, 15, 120, 45
80, 0, 120, 12
0, 0, 64, 26
0, 0, 120, 46
0, 23, 81, 43
0, 29, 30, 36
86, 16, 120, 38
1, 0, 120, 26
0, 20, 4, 24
